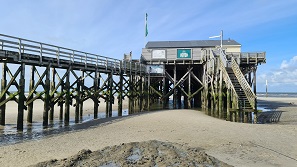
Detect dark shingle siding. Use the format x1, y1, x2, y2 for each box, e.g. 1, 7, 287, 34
146, 40, 241, 48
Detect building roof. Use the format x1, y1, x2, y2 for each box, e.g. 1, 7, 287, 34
145, 40, 241, 49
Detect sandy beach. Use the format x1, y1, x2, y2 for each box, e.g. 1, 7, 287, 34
0, 96, 297, 166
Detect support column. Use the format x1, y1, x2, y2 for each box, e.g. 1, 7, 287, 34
75, 74, 81, 123
17, 63, 25, 131
80, 70, 84, 118
118, 68, 123, 116
139, 75, 143, 112
187, 66, 191, 108
93, 69, 99, 119
148, 74, 150, 111
162, 75, 166, 109
27, 66, 34, 123
173, 65, 177, 109
0, 63, 7, 125
59, 82, 64, 120
253, 67, 258, 123
226, 88, 231, 121
107, 72, 113, 117
64, 68, 70, 124
43, 65, 50, 127
219, 70, 223, 118
109, 72, 113, 117
49, 68, 55, 121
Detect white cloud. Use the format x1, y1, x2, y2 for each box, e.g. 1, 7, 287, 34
258, 56, 297, 92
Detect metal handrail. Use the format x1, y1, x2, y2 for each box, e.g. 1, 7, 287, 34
0, 33, 146, 73
231, 58, 256, 109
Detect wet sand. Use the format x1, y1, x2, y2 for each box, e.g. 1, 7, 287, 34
0, 97, 297, 166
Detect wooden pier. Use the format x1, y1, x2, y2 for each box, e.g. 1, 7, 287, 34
0, 33, 266, 131
0, 34, 146, 131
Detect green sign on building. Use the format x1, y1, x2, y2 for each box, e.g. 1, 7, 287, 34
177, 49, 191, 59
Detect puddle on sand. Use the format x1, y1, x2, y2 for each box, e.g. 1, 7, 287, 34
0, 109, 129, 146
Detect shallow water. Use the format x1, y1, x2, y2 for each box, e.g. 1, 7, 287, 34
0, 109, 129, 146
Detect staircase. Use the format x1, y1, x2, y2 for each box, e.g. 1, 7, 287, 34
212, 49, 256, 111
226, 68, 253, 110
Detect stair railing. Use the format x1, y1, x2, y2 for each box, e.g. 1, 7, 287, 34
210, 50, 239, 109
231, 57, 256, 109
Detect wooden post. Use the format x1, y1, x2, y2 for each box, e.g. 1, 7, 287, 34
226, 88, 231, 121
139, 75, 143, 112
27, 66, 35, 123
43, 65, 50, 127
148, 74, 150, 111
17, 63, 25, 131
162, 75, 166, 109
219, 70, 223, 118
64, 67, 70, 124
80, 70, 84, 118
75, 73, 81, 123
106, 71, 113, 117
0, 63, 7, 125
128, 75, 134, 114
173, 65, 177, 109
188, 65, 191, 108
93, 69, 99, 119
253, 67, 258, 123
59, 81, 64, 120
118, 67, 123, 116
49, 68, 55, 121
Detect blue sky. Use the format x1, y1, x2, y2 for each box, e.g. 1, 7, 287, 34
1, 0, 297, 92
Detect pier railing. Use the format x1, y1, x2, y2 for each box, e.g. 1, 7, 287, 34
231, 58, 256, 109
212, 50, 239, 109
227, 52, 266, 65
0, 33, 146, 74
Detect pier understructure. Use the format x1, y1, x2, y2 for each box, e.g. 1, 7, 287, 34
0, 34, 147, 131
0, 34, 266, 131
142, 40, 266, 123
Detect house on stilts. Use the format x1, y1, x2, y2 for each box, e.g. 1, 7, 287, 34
141, 38, 266, 123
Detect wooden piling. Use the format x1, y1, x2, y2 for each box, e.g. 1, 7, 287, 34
75, 73, 81, 123
108, 72, 113, 117
79, 70, 84, 118
226, 88, 231, 121
17, 63, 25, 131
27, 66, 34, 123
59, 81, 64, 120
93, 69, 99, 119
64, 67, 71, 124
162, 75, 166, 109
187, 65, 191, 108
118, 68, 123, 116
43, 65, 50, 127
49, 67, 56, 121
0, 63, 7, 125
219, 70, 223, 118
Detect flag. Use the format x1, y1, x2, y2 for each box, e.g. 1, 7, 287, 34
145, 13, 148, 37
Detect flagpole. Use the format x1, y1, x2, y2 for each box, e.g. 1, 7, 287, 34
144, 13, 148, 47
144, 13, 146, 48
